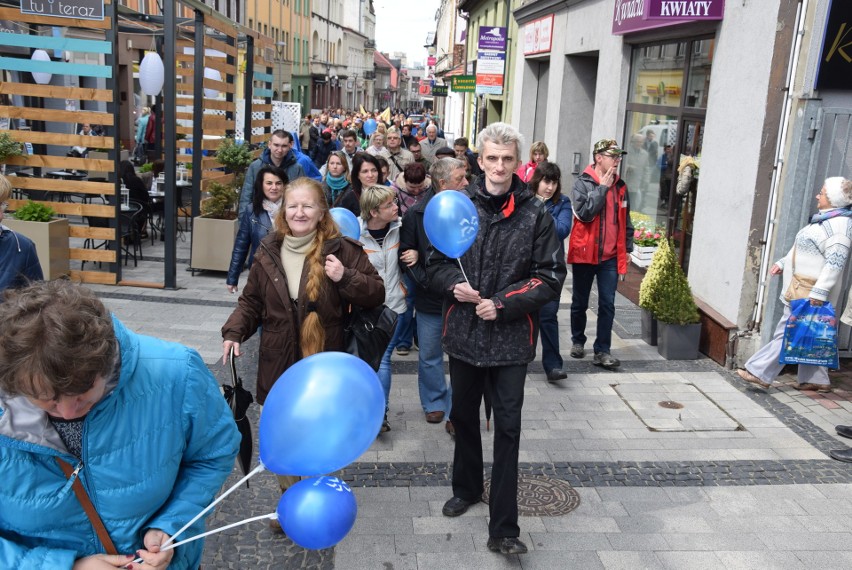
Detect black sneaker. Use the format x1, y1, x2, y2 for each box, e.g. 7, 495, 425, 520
569, 344, 585, 359
379, 414, 391, 434
442, 496, 479, 517
546, 369, 567, 382
487, 536, 528, 554
592, 352, 620, 369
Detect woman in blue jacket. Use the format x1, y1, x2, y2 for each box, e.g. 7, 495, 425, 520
531, 162, 572, 381
227, 165, 287, 293
0, 280, 239, 569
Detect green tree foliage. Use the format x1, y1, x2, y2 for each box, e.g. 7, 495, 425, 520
638, 238, 700, 324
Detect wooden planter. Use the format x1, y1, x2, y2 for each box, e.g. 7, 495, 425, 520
657, 322, 701, 360
630, 245, 658, 268
5, 218, 70, 280
190, 216, 239, 273
641, 308, 658, 346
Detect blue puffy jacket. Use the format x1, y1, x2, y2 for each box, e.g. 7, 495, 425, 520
544, 193, 572, 254
227, 209, 274, 287
0, 318, 240, 569
0, 225, 43, 292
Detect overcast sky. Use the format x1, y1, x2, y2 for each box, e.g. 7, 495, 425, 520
373, 0, 440, 68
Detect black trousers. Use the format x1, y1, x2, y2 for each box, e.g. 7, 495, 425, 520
448, 357, 527, 538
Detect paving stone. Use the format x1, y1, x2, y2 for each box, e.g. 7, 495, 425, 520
714, 550, 808, 569
596, 550, 665, 570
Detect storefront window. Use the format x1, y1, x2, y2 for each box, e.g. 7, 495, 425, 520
625, 36, 714, 272
685, 39, 714, 108
628, 41, 686, 108
623, 111, 677, 227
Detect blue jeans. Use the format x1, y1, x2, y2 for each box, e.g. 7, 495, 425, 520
378, 314, 405, 410
539, 299, 563, 372
395, 274, 417, 349
570, 257, 618, 354
416, 311, 451, 415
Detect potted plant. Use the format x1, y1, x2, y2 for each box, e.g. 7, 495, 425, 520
639, 238, 701, 359
631, 222, 663, 268
0, 132, 24, 175
190, 137, 253, 273
4, 201, 70, 280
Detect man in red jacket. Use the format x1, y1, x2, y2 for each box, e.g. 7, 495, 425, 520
567, 139, 633, 369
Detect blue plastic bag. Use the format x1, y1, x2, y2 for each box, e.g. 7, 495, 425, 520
779, 299, 839, 368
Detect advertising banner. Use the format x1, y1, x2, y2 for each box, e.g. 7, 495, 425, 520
476, 26, 506, 96
451, 75, 476, 92
524, 14, 554, 56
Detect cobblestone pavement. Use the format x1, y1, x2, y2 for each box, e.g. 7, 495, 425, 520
84, 238, 852, 569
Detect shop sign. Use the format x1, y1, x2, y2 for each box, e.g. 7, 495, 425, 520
451, 75, 476, 92
432, 85, 448, 97
816, 0, 851, 90
524, 14, 554, 56
21, 0, 104, 21
476, 26, 506, 96
612, 0, 724, 35
427, 56, 437, 66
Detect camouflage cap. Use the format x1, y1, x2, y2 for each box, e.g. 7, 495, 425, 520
593, 139, 627, 156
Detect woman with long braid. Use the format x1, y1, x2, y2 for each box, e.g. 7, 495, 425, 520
221, 177, 384, 529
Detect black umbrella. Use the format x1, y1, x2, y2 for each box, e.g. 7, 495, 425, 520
224, 346, 254, 484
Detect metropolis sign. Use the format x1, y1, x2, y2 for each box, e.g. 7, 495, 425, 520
612, 0, 724, 35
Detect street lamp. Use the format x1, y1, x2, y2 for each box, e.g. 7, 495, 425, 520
276, 41, 287, 101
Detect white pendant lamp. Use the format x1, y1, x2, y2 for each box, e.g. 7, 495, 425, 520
139, 51, 165, 96
203, 67, 222, 98
30, 49, 52, 85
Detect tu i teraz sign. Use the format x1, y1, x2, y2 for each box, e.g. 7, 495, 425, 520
21, 0, 105, 21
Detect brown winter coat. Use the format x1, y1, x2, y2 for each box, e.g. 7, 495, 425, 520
222, 233, 385, 404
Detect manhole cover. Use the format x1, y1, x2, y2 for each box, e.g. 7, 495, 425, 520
482, 474, 580, 516
659, 400, 684, 409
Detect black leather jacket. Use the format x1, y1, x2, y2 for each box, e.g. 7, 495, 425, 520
226, 209, 273, 287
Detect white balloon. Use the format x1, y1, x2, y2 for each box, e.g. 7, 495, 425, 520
30, 49, 52, 85
139, 52, 164, 96
203, 67, 222, 99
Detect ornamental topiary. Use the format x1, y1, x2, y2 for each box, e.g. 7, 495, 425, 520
201, 180, 238, 220
638, 238, 700, 325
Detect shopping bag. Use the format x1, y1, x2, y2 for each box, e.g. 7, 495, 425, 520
779, 299, 839, 368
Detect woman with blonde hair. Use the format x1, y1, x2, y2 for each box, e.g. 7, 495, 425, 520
359, 184, 407, 433
221, 177, 385, 524
515, 141, 549, 183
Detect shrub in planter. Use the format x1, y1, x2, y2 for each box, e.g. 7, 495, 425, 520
639, 238, 701, 358
13, 201, 55, 222
201, 181, 238, 220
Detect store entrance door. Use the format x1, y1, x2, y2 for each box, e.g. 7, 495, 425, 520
667, 118, 704, 272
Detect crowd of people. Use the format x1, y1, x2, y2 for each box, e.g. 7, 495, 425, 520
2, 103, 852, 563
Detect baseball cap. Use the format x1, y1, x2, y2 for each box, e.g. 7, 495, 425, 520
593, 139, 627, 156
322, 128, 333, 134
435, 146, 455, 158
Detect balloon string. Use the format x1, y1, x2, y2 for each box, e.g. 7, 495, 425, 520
161, 463, 266, 549
125, 513, 276, 567
456, 258, 471, 286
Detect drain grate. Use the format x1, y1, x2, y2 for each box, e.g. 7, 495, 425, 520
482, 474, 580, 516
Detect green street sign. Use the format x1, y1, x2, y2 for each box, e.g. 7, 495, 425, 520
451, 75, 476, 92
433, 85, 448, 97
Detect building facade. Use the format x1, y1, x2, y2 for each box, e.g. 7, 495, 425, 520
509, 0, 852, 365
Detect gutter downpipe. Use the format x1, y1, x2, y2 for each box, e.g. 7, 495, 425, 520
750, 0, 807, 330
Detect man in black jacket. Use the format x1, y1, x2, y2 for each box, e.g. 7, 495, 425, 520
426, 123, 566, 556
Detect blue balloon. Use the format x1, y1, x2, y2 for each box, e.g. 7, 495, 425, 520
276, 476, 357, 550
423, 191, 479, 258
330, 207, 361, 240
259, 352, 384, 476
363, 118, 377, 136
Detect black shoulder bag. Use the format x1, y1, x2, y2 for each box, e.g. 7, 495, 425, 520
344, 304, 398, 371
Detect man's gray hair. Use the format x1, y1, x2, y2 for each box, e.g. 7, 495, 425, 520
477, 122, 523, 161
430, 157, 465, 190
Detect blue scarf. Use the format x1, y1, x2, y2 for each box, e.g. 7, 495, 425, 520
810, 207, 852, 224
326, 174, 349, 204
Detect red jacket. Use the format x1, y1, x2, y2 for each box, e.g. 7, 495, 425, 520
567, 165, 633, 274
515, 160, 538, 183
